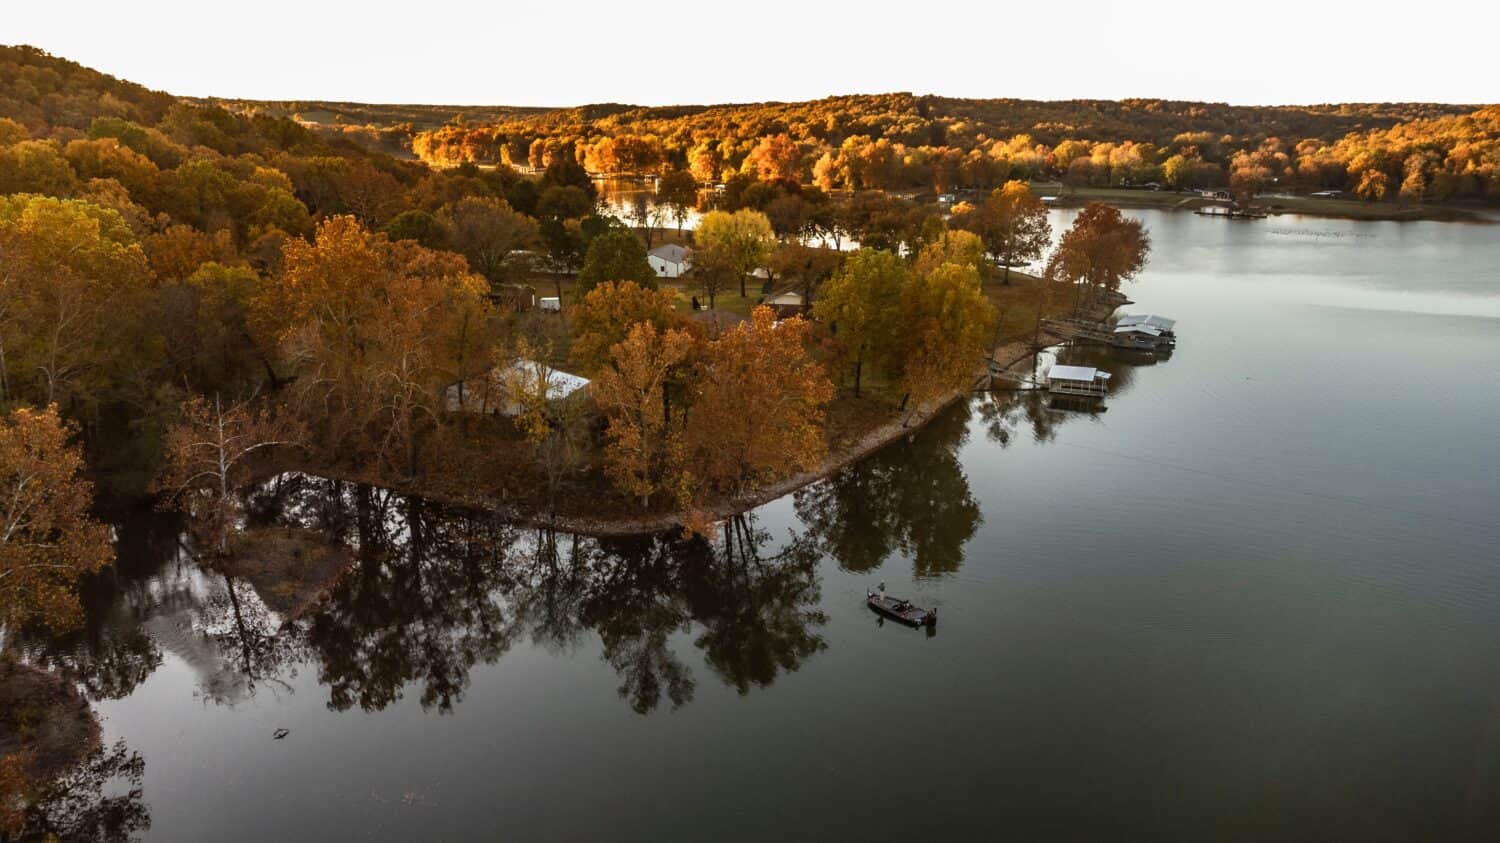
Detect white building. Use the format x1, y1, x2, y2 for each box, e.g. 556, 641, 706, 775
445, 359, 591, 417
648, 244, 692, 279
1046, 364, 1111, 397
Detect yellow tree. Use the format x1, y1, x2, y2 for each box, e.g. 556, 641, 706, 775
0, 405, 113, 635
569, 280, 683, 375
810, 248, 907, 397
0, 195, 156, 416
685, 307, 834, 498
695, 209, 775, 298
899, 263, 996, 420
593, 323, 697, 509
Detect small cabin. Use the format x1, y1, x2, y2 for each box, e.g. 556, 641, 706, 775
1046, 364, 1111, 397
763, 291, 807, 319
445, 359, 591, 417
648, 244, 692, 279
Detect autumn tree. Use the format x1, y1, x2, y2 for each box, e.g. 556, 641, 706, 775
254, 216, 494, 476
569, 281, 683, 374
0, 195, 158, 417
684, 307, 833, 498
158, 394, 302, 557
898, 262, 996, 419
695, 209, 775, 297
1050, 202, 1150, 312
0, 405, 113, 635
742, 134, 802, 182
768, 243, 842, 309
811, 248, 907, 397
501, 342, 590, 520
593, 323, 697, 509
953, 180, 1051, 284
437, 196, 539, 285
576, 228, 657, 296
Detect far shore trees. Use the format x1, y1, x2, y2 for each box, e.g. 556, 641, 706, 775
254, 216, 494, 477
0, 195, 157, 418
0, 405, 113, 636
1050, 202, 1151, 313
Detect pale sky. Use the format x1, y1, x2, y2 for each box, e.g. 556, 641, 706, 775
8, 1, 1498, 107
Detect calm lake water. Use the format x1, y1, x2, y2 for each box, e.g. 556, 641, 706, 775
21, 209, 1500, 841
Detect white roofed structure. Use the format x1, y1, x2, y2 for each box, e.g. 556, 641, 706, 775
1117, 314, 1176, 332
1046, 364, 1111, 397
445, 359, 591, 416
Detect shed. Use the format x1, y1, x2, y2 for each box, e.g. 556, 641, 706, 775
539, 296, 562, 313
763, 291, 807, 319
445, 359, 591, 417
648, 244, 692, 279
1046, 364, 1111, 397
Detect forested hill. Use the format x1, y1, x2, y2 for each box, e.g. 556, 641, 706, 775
2, 43, 1498, 203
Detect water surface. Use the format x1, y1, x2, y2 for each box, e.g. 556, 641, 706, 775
25, 210, 1500, 841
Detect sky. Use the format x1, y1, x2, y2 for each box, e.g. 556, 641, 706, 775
8, 1, 1498, 107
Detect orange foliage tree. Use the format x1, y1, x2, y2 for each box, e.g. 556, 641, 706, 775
569, 281, 684, 375
684, 307, 834, 498
0, 405, 113, 635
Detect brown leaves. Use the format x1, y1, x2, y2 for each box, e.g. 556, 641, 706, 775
0, 405, 113, 633
684, 307, 834, 498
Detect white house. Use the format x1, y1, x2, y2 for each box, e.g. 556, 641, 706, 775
648, 244, 691, 279
445, 359, 591, 417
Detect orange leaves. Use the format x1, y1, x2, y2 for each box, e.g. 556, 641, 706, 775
684, 307, 834, 498
570, 281, 683, 375
0, 405, 113, 633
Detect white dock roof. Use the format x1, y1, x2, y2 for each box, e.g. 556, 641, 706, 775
1114, 323, 1163, 336
1118, 314, 1176, 331
1048, 365, 1110, 382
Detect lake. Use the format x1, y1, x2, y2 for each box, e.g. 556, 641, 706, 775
21, 209, 1500, 841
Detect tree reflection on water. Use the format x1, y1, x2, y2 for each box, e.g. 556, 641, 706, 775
238, 476, 828, 716
795, 402, 982, 578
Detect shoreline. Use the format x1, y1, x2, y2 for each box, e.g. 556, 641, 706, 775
297, 295, 1121, 539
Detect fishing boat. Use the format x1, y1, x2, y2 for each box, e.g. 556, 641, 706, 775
867, 584, 937, 627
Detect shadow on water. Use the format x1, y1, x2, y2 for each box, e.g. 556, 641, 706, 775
28, 475, 832, 721
795, 402, 982, 578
